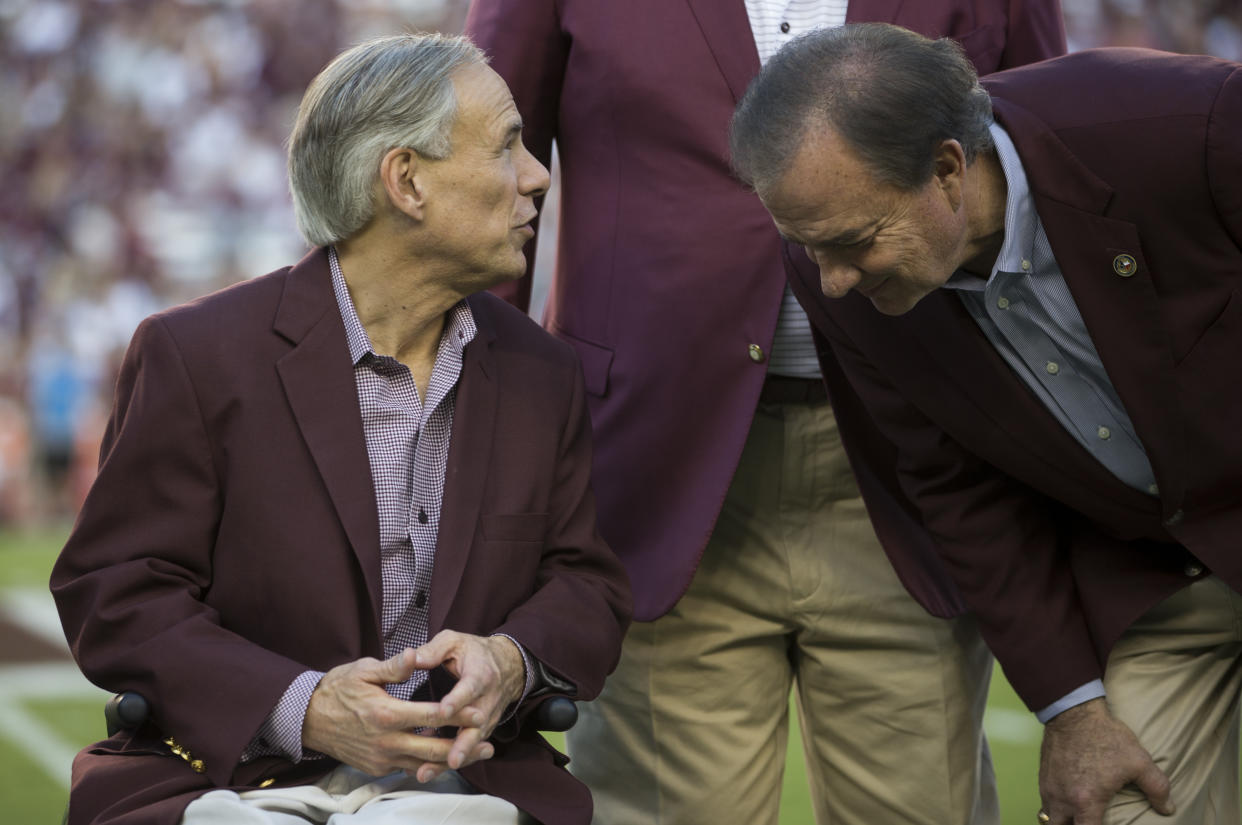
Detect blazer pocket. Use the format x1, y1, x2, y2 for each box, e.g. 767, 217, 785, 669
550, 324, 614, 397
481, 513, 549, 543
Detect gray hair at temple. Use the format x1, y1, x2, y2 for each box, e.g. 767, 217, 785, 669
730, 23, 995, 195
288, 33, 487, 247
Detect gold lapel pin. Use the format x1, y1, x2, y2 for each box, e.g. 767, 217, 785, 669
1112, 253, 1137, 277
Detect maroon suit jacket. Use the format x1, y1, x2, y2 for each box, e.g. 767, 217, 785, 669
466, 0, 1066, 621
787, 50, 1242, 710
50, 248, 632, 825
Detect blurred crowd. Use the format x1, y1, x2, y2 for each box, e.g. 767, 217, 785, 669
0, 0, 1238, 526
0, 0, 470, 523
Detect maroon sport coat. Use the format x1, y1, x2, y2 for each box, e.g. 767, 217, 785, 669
50, 248, 632, 825
466, 0, 1066, 621
787, 50, 1242, 711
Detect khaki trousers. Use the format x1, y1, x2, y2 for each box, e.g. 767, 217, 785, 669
180, 764, 529, 824
1104, 576, 1242, 825
567, 400, 997, 825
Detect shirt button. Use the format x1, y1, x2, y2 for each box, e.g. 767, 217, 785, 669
780, 21, 791, 33
1045, 361, 1060, 375
1163, 509, 1184, 527
748, 343, 766, 363
1021, 259, 1032, 271
1097, 426, 1111, 440
996, 296, 1010, 310
1183, 562, 1204, 577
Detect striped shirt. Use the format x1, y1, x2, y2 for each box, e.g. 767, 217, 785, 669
745, 0, 849, 378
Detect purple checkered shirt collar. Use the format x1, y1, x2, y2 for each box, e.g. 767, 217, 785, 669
328, 247, 477, 364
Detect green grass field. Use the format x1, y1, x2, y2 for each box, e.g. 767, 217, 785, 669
0, 526, 1042, 824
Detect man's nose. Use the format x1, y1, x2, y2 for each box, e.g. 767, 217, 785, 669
816, 255, 861, 299
519, 147, 551, 199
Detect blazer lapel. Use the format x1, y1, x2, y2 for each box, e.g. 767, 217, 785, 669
429, 295, 499, 633
274, 249, 383, 631
684, 0, 762, 102
899, 293, 1133, 489
994, 98, 1187, 510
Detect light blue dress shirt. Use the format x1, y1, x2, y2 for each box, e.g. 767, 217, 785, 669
941, 124, 1161, 722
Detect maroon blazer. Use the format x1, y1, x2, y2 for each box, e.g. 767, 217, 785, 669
787, 50, 1242, 710
50, 248, 632, 825
466, 0, 1066, 621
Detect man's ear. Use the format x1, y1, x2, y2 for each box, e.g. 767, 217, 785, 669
933, 139, 968, 212
379, 146, 428, 221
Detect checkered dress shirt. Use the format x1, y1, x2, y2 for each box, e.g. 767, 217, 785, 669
244, 249, 532, 762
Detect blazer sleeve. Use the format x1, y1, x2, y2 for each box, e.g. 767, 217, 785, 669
49, 316, 309, 788
819, 318, 1103, 711
998, 0, 1067, 68
491, 351, 631, 725
1207, 64, 1242, 252
466, 0, 569, 312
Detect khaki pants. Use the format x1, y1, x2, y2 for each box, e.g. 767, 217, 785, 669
567, 401, 997, 825
1104, 576, 1242, 825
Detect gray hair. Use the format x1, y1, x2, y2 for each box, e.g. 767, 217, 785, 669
731, 23, 994, 194
288, 33, 486, 247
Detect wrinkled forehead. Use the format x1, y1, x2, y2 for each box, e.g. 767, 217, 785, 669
760, 128, 876, 214
450, 62, 519, 125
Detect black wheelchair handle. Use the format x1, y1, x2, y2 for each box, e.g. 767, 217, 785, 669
104, 691, 150, 737
533, 695, 578, 732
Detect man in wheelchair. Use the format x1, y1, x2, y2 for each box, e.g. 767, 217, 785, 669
50, 32, 631, 825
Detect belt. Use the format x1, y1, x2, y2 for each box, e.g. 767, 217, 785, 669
759, 374, 828, 405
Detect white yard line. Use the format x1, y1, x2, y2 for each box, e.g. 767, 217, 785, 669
0, 664, 106, 789
0, 587, 72, 653
0, 589, 106, 788
0, 702, 84, 788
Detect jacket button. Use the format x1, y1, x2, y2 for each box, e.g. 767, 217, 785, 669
258, 778, 276, 788
190, 760, 206, 774
1183, 562, 1204, 577
1163, 509, 1184, 527
748, 344, 765, 363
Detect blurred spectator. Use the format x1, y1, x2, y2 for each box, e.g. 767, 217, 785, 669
1063, 0, 1242, 56
0, 0, 469, 524
0, 0, 1232, 525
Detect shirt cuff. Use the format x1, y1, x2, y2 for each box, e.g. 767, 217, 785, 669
1034, 679, 1106, 724
240, 670, 325, 763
